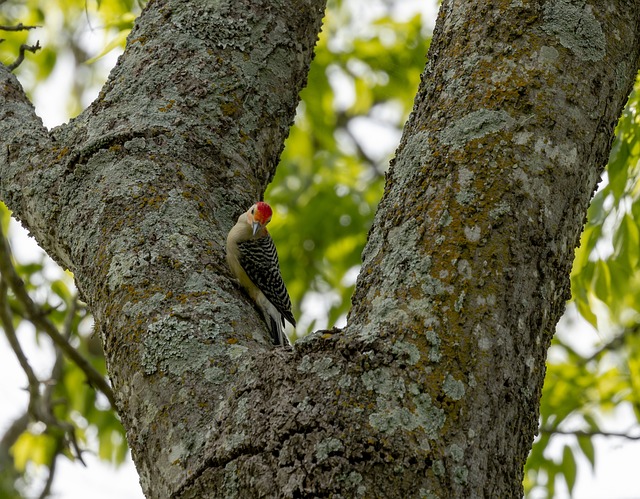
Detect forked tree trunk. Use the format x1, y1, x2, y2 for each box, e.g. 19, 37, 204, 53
1, 0, 639, 497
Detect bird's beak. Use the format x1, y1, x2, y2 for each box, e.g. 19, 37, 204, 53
252, 221, 261, 236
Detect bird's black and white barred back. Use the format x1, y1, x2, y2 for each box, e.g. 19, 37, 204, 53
238, 236, 295, 329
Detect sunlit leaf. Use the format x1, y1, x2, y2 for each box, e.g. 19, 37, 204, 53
11, 432, 57, 471
0, 202, 11, 234
85, 29, 130, 64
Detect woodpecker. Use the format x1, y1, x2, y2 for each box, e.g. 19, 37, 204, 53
226, 201, 295, 346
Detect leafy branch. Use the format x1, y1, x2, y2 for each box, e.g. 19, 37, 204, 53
0, 225, 116, 407
0, 278, 85, 467
0, 273, 92, 497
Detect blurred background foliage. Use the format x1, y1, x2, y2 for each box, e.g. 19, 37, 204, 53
0, 0, 639, 497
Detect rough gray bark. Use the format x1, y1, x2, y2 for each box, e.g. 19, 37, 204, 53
348, 1, 640, 496
1, 0, 639, 498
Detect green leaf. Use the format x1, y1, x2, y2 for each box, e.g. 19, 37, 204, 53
51, 279, 72, 305
577, 435, 595, 470
547, 463, 558, 498
562, 445, 577, 495
592, 260, 612, 304
0, 202, 10, 235
573, 289, 598, 328
613, 214, 640, 268
11, 432, 57, 471
583, 414, 600, 432
85, 29, 131, 64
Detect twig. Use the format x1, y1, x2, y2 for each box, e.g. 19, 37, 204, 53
0, 279, 41, 399
44, 296, 78, 410
38, 438, 62, 499
540, 427, 640, 441
35, 298, 82, 499
7, 40, 41, 71
0, 412, 29, 466
0, 227, 117, 408
48, 295, 85, 460
45, 295, 87, 467
0, 23, 39, 32
0, 411, 28, 490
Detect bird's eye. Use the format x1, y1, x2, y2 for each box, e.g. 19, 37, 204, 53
251, 208, 255, 214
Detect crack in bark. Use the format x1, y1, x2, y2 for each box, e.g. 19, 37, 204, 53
62, 126, 171, 175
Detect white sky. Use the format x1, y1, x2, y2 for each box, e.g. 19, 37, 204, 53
1, 1, 639, 498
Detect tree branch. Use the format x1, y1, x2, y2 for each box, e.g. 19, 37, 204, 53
540, 427, 640, 441
6, 40, 41, 71
38, 438, 62, 499
0, 411, 29, 466
0, 227, 116, 408
0, 23, 39, 32
0, 24, 41, 70
0, 294, 84, 495
0, 411, 27, 492
0, 278, 41, 398
0, 278, 86, 465
0, 63, 53, 244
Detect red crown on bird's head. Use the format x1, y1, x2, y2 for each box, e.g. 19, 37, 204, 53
254, 201, 273, 224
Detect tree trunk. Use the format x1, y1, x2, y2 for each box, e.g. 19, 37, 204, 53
1, 0, 639, 497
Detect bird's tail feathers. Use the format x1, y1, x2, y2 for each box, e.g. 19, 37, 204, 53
258, 295, 291, 346
268, 315, 290, 346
